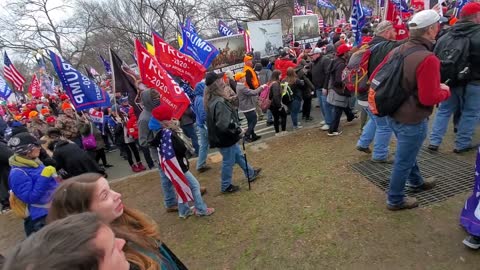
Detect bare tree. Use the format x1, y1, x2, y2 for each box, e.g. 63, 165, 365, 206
209, 0, 291, 22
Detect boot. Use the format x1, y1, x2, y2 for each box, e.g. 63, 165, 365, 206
137, 162, 146, 171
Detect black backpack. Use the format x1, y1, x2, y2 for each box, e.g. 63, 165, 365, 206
434, 32, 471, 86
368, 46, 425, 117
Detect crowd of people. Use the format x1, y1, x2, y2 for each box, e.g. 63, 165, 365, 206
0, 2, 480, 268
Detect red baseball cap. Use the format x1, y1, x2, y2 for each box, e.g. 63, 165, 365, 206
336, 44, 351, 56
152, 104, 173, 121
460, 2, 480, 18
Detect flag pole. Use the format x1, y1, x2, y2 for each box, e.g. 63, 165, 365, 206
108, 47, 119, 116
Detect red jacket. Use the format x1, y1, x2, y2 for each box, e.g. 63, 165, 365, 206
274, 58, 297, 80
126, 107, 139, 139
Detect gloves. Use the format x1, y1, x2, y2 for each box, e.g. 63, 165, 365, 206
41, 166, 57, 178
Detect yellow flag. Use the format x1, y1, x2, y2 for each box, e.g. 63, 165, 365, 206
177, 34, 183, 48
146, 42, 155, 56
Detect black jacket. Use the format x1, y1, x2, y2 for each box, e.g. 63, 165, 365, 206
0, 142, 13, 202
52, 140, 103, 179
269, 81, 283, 110
310, 56, 330, 90
441, 21, 480, 82
327, 56, 350, 96
206, 96, 242, 148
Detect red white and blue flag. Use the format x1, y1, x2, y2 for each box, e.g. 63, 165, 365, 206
3, 52, 25, 91
158, 129, 193, 204
294, 0, 304, 15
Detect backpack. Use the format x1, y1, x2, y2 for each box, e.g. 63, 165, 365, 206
81, 123, 97, 150
280, 82, 293, 105
434, 32, 472, 86
368, 46, 425, 117
342, 43, 383, 94
258, 83, 272, 112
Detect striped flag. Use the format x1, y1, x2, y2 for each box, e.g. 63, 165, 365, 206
318, 15, 325, 31
244, 30, 252, 53
3, 52, 25, 91
158, 129, 193, 204
294, 0, 304, 15
306, 2, 314, 14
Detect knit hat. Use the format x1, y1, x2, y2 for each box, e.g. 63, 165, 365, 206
62, 102, 73, 111
46, 116, 56, 124
375, 21, 393, 35
243, 55, 253, 63
336, 44, 351, 56
234, 72, 247, 81
152, 104, 173, 121
40, 108, 50, 115
60, 94, 69, 101
28, 111, 38, 119
460, 2, 480, 18
8, 132, 43, 155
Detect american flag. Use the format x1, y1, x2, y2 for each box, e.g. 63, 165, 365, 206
294, 0, 304, 15
158, 129, 193, 204
3, 52, 25, 91
318, 16, 325, 31
237, 21, 245, 34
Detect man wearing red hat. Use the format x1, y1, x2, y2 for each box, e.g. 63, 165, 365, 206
429, 2, 480, 154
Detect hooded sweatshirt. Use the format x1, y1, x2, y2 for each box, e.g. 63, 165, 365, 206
138, 89, 160, 148
193, 82, 207, 126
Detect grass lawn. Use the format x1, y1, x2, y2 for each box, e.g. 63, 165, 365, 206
1, 121, 479, 269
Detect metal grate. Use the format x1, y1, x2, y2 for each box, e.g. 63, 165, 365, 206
351, 149, 475, 206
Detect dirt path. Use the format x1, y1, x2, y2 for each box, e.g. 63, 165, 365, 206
1, 122, 479, 269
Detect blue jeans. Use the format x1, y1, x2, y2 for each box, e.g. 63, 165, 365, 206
178, 171, 208, 216
181, 123, 199, 155
387, 117, 428, 206
159, 168, 178, 208
196, 124, 209, 170
316, 89, 325, 119
218, 143, 254, 192
356, 106, 393, 160
267, 109, 273, 123
24, 215, 46, 236
290, 99, 302, 127
430, 83, 480, 150
318, 91, 333, 125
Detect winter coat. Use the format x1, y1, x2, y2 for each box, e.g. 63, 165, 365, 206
193, 82, 207, 126
206, 96, 242, 148
8, 155, 58, 220
55, 113, 84, 140
237, 84, 264, 113
52, 140, 103, 179
126, 108, 139, 140
138, 90, 161, 165
440, 21, 480, 82
326, 56, 350, 108
269, 81, 283, 110
258, 68, 273, 85
296, 67, 314, 99
0, 142, 13, 202
287, 79, 305, 101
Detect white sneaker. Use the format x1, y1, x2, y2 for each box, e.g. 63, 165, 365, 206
294, 125, 303, 130
320, 121, 326, 125
320, 124, 329, 131
327, 131, 343, 137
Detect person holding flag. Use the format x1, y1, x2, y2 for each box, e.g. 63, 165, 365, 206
150, 103, 215, 219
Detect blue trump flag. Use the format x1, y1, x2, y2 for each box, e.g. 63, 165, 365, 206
218, 20, 235, 36
391, 0, 410, 12
317, 0, 337, 10
185, 17, 197, 34
0, 75, 12, 99
363, 6, 373, 17
180, 26, 219, 69
351, 0, 367, 46
50, 50, 111, 111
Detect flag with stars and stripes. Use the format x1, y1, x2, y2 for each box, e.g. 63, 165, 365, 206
294, 0, 304, 15
3, 52, 25, 91
158, 129, 193, 204
460, 147, 480, 236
